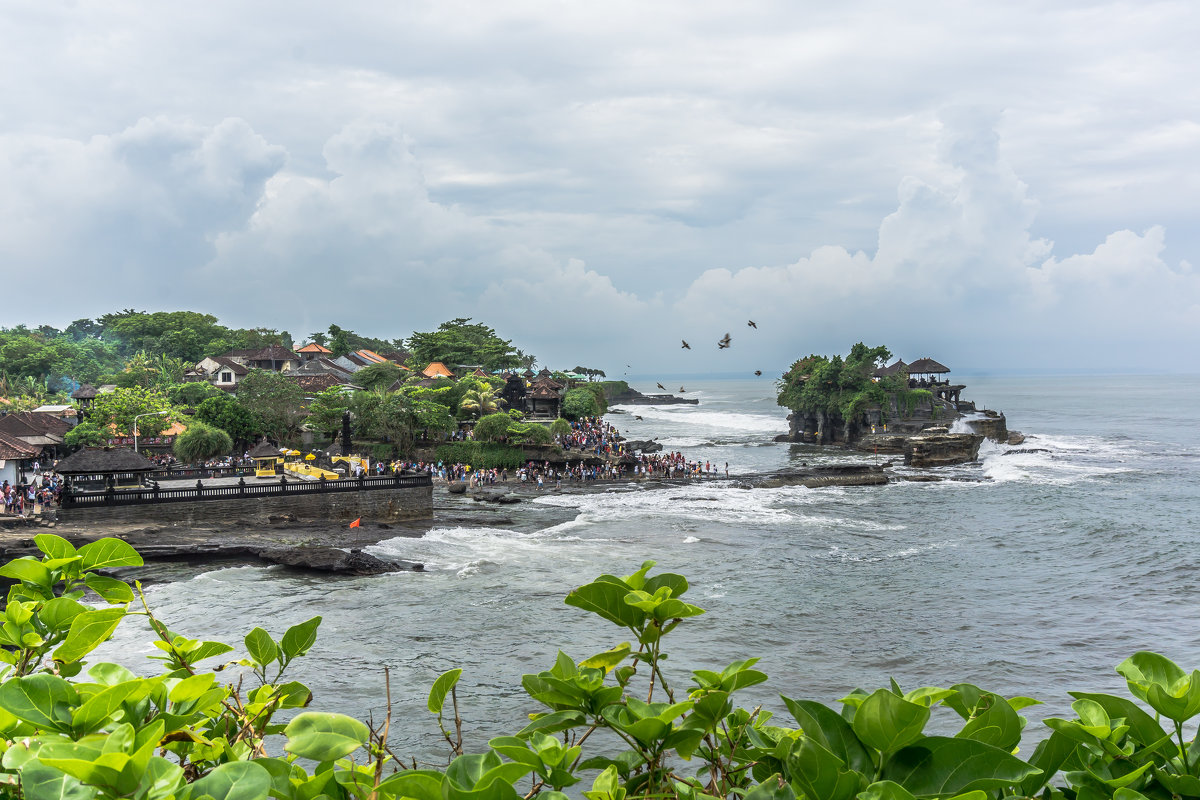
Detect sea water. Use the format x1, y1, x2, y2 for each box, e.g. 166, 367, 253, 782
98, 374, 1200, 757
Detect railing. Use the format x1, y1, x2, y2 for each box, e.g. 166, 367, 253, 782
155, 465, 255, 480
61, 473, 433, 509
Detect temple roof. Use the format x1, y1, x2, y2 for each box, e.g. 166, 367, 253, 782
296, 342, 333, 354
71, 384, 98, 399
54, 447, 157, 474
422, 362, 455, 379
873, 359, 908, 378
907, 357, 950, 374
248, 441, 284, 459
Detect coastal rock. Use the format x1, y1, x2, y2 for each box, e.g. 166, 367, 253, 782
446, 483, 468, 494
624, 440, 664, 453
754, 464, 888, 489
1002, 448, 1051, 456
605, 387, 698, 406
251, 546, 399, 575
965, 412, 1009, 443
1007, 431, 1026, 445
904, 433, 983, 468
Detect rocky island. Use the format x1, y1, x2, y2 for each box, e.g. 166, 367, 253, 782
774, 344, 1021, 467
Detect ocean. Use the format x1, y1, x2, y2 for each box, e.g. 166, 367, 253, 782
98, 373, 1200, 757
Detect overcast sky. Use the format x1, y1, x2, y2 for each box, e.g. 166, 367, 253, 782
2, 0, 1197, 376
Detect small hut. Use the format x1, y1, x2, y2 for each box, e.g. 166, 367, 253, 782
906, 358, 950, 387
248, 441, 284, 479
53, 447, 158, 490
873, 360, 907, 379
70, 384, 98, 414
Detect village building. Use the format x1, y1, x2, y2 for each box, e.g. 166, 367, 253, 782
247, 345, 300, 372
0, 412, 71, 461
32, 404, 79, 425
296, 342, 333, 362
422, 361, 455, 379
53, 447, 159, 490
526, 370, 566, 419
0, 430, 40, 485
70, 384, 99, 414
189, 355, 249, 391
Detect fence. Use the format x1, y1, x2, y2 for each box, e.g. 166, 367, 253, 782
60, 472, 433, 509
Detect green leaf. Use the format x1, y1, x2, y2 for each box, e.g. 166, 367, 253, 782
280, 616, 321, 660
17, 762, 97, 800
53, 608, 125, 663
244, 627, 278, 667
860, 780, 918, 800
0, 673, 78, 731
852, 689, 930, 753
882, 736, 1040, 796
39, 597, 89, 631
516, 710, 587, 737
187, 760, 271, 800
0, 558, 53, 588
783, 696, 873, 775
1020, 730, 1077, 795
34, 534, 78, 561
83, 575, 134, 604
72, 681, 147, 734
785, 736, 860, 800
77, 538, 143, 571
565, 578, 647, 629
283, 712, 369, 762
188, 640, 235, 663
429, 668, 463, 714
742, 776, 796, 800
1067, 691, 1168, 745
955, 691, 1023, 752
375, 770, 446, 800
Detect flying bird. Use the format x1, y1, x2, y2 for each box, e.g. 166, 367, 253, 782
679, 386, 686, 393
656, 382, 665, 390
634, 415, 643, 420
754, 370, 762, 376
681, 340, 691, 349
748, 320, 757, 328
718, 333, 731, 349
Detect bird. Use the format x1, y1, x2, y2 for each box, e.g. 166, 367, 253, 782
718, 333, 731, 349
679, 386, 686, 393
656, 382, 666, 390
634, 415, 643, 420
748, 320, 757, 328
754, 370, 762, 376
681, 340, 691, 349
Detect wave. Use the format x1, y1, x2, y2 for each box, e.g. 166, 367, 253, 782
620, 406, 786, 434
366, 527, 560, 577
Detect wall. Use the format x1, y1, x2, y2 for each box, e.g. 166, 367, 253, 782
56, 484, 432, 527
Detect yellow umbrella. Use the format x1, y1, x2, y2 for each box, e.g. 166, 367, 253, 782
304, 453, 316, 461
285, 449, 301, 456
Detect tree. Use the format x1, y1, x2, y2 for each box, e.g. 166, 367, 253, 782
352, 361, 406, 391
352, 389, 418, 455
473, 412, 514, 443
232, 370, 304, 443
89, 386, 175, 437
407, 318, 523, 371
173, 421, 233, 464
195, 394, 260, 447
458, 385, 501, 419
168, 382, 224, 408
305, 387, 353, 440
550, 417, 572, 437
64, 421, 106, 449
562, 387, 600, 420
572, 366, 606, 381
508, 421, 552, 444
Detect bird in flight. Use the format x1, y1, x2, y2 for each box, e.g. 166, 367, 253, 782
718, 333, 731, 349
679, 386, 686, 393
681, 340, 691, 349
634, 415, 643, 420
754, 370, 762, 376
656, 382, 666, 390
748, 320, 757, 328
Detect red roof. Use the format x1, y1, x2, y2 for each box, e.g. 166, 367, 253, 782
297, 343, 333, 354
0, 430, 39, 459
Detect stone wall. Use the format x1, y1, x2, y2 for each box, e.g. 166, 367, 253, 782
56, 485, 432, 527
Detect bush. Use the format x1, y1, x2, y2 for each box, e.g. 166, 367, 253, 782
172, 421, 233, 464
562, 387, 600, 420
434, 442, 525, 469
473, 412, 514, 443
550, 417, 572, 437
64, 420, 106, 448
508, 421, 551, 445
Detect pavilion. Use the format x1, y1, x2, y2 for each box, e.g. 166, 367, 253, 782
53, 447, 158, 490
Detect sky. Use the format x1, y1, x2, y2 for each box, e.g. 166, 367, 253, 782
2, 0, 1198, 376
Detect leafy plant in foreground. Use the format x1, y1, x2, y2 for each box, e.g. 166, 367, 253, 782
3, 544, 1200, 800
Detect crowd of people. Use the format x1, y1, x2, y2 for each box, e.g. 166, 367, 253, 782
2, 470, 63, 517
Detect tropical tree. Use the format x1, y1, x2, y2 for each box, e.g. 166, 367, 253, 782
172, 421, 233, 464
89, 386, 175, 437
195, 394, 260, 448
167, 381, 224, 408
230, 370, 305, 444
562, 386, 600, 420
305, 387, 353, 440
458, 385, 501, 419
407, 318, 523, 371
550, 417, 572, 437
64, 421, 106, 449
352, 361, 406, 391
473, 412, 514, 442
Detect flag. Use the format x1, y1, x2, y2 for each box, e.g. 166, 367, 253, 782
349, 518, 361, 528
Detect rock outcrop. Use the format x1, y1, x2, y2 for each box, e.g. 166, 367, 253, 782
251, 545, 409, 575
750, 464, 888, 489
606, 387, 698, 405
904, 432, 983, 468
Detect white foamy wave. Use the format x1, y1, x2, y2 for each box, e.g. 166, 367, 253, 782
657, 437, 709, 447
683, 535, 700, 543
366, 527, 557, 576
534, 483, 792, 525
978, 434, 1137, 485
823, 539, 959, 563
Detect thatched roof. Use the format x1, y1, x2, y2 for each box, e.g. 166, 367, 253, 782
71, 384, 98, 399
54, 448, 157, 474
248, 441, 284, 459
873, 359, 907, 378
907, 357, 950, 374
250, 344, 299, 362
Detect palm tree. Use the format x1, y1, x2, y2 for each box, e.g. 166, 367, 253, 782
459, 386, 501, 419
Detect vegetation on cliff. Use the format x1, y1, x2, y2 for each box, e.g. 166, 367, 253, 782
3, 539, 1200, 800
776, 343, 930, 423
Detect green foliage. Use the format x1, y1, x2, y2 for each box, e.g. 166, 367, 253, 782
459, 385, 502, 419
324, 324, 401, 359
508, 421, 552, 445
407, 318, 523, 372
473, 412, 515, 443
172, 421, 234, 464
195, 394, 260, 446
352, 361, 406, 392
562, 387, 600, 420
573, 366, 608, 381
64, 421, 107, 449
305, 387, 353, 439
235, 371, 304, 444
89, 387, 175, 437
166, 381, 224, 408
550, 418, 573, 437
435, 442, 526, 469
352, 390, 418, 455
597, 380, 630, 398
1, 542, 1199, 800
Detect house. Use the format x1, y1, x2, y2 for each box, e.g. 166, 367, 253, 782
0, 430, 40, 485
32, 405, 79, 426
0, 412, 72, 460
191, 356, 249, 391
333, 349, 406, 373
247, 345, 300, 372
526, 371, 566, 419
296, 342, 333, 362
